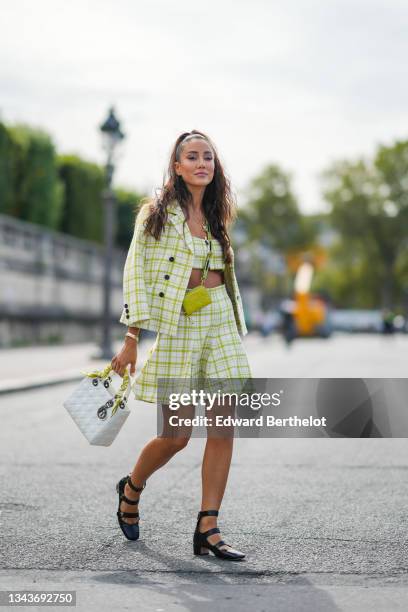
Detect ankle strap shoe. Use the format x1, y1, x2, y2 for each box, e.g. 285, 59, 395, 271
116, 474, 146, 541
193, 509, 245, 560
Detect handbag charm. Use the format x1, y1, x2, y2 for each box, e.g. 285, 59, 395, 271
63, 363, 134, 446
182, 220, 213, 316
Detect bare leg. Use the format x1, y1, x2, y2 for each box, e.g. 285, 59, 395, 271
198, 436, 234, 549
120, 403, 193, 524
196, 395, 238, 551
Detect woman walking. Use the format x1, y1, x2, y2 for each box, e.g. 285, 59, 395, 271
111, 130, 252, 560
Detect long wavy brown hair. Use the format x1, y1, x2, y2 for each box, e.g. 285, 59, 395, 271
138, 130, 236, 264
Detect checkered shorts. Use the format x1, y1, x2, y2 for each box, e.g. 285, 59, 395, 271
132, 284, 252, 404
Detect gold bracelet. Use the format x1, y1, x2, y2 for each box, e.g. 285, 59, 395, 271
125, 331, 139, 342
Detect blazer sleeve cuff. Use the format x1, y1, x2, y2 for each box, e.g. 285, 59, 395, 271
119, 310, 150, 326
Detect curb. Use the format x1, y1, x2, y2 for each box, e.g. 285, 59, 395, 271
0, 371, 84, 395
0, 341, 150, 395
0, 366, 145, 396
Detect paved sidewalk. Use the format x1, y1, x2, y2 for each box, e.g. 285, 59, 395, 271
0, 338, 154, 394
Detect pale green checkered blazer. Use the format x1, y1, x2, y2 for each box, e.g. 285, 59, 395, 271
119, 199, 248, 337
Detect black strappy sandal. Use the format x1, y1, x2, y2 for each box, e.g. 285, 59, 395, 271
116, 474, 146, 541
193, 510, 245, 560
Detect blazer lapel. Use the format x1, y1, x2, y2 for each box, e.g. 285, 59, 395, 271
167, 200, 194, 254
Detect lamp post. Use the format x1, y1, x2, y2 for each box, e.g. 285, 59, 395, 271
96, 107, 125, 359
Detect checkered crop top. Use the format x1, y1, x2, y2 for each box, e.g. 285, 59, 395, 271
192, 235, 225, 270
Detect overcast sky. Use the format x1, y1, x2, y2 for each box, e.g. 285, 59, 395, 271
2, 0, 408, 212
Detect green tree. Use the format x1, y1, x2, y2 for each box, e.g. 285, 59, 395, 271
313, 240, 386, 308
58, 155, 104, 243
322, 144, 408, 308
0, 119, 147, 249
0, 122, 15, 215
242, 164, 313, 252
239, 164, 315, 306
6, 124, 63, 228
375, 140, 408, 306
115, 188, 146, 248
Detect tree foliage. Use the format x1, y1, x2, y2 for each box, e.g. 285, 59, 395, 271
321, 141, 408, 308
58, 155, 105, 243
0, 120, 145, 246
4, 124, 63, 228
115, 188, 145, 249
241, 164, 313, 253
0, 122, 15, 215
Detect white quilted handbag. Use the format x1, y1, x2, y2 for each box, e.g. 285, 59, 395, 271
63, 363, 134, 446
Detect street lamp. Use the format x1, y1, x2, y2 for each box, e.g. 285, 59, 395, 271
96, 107, 125, 360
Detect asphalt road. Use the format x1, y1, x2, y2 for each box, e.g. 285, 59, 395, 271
1, 333, 407, 611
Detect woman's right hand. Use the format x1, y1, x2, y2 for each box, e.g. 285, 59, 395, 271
111, 340, 137, 377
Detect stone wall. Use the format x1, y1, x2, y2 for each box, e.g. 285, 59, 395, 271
0, 214, 126, 347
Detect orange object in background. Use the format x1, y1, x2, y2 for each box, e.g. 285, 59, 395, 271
280, 253, 331, 340
293, 292, 326, 336
291, 260, 329, 337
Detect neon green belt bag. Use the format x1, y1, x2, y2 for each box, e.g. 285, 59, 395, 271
182, 221, 213, 316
